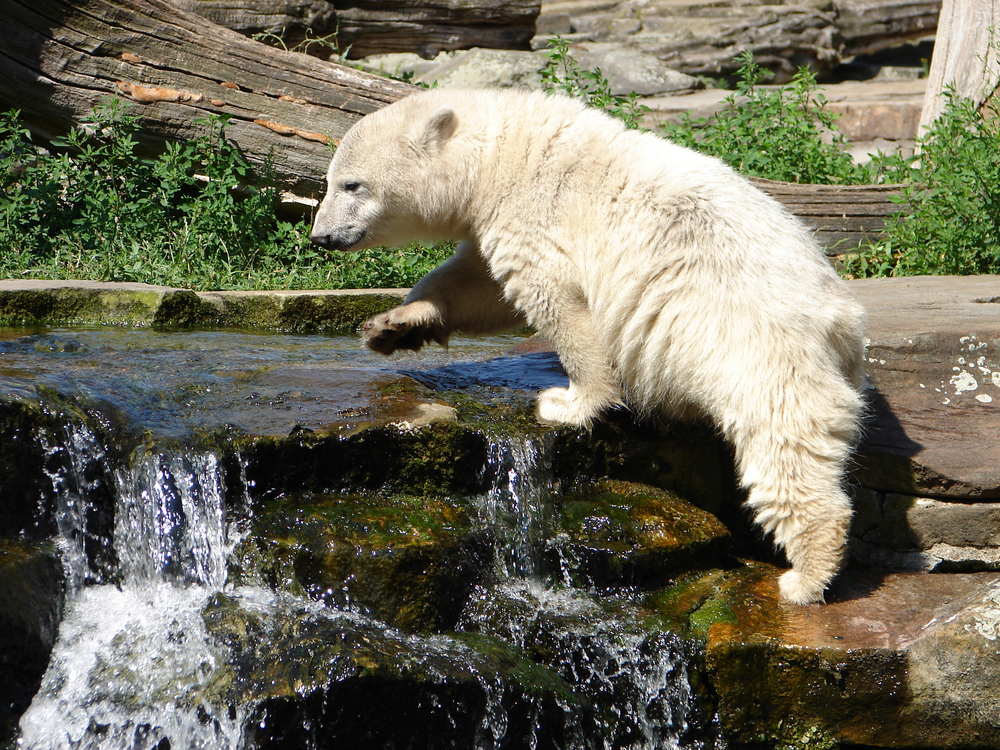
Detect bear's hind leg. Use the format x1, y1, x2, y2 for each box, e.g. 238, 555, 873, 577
734, 387, 860, 604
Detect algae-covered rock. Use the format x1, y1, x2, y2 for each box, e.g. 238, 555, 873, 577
550, 479, 731, 588
201, 590, 581, 749
0, 542, 64, 744
232, 492, 489, 631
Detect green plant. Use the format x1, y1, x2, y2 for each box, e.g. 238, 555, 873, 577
539, 37, 648, 129
845, 88, 1000, 277
0, 101, 450, 290
661, 51, 866, 185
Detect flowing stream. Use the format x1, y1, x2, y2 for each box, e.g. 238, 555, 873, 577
6, 330, 714, 749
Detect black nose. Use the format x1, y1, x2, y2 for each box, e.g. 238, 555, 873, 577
310, 233, 331, 248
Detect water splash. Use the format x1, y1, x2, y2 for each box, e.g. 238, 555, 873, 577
461, 580, 711, 750
114, 451, 230, 588
37, 418, 111, 591
18, 584, 246, 750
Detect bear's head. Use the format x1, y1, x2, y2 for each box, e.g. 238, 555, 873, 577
310, 95, 461, 252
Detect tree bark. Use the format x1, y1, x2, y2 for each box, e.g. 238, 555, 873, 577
1, 0, 415, 199
918, 0, 1000, 134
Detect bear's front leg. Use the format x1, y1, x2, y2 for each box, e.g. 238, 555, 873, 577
524, 289, 622, 429
362, 300, 446, 354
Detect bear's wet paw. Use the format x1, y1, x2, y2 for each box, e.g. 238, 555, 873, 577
536, 386, 596, 427
362, 309, 442, 355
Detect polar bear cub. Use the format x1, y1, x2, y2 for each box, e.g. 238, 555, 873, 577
310, 88, 865, 605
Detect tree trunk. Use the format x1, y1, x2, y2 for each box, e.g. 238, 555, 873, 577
171, 1, 542, 60
1, 0, 415, 199
918, 0, 1000, 134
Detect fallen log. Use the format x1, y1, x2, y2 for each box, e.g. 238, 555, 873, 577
1, 0, 415, 198
752, 178, 904, 256
172, 1, 542, 60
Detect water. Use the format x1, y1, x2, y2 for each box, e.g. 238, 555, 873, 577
465, 437, 711, 750
6, 329, 710, 749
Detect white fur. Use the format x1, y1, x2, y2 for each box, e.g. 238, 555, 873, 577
312, 89, 866, 605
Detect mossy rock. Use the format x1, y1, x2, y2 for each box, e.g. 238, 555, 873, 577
0, 286, 165, 327
232, 492, 490, 631
200, 591, 581, 748
550, 479, 731, 588
238, 420, 492, 499
0, 541, 64, 745
644, 563, 909, 748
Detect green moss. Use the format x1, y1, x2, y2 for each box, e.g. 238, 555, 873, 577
236, 492, 488, 631
277, 293, 401, 335
152, 290, 222, 329
0, 288, 166, 327
212, 294, 285, 331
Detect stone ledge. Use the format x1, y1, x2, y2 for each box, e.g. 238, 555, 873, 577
0, 280, 405, 334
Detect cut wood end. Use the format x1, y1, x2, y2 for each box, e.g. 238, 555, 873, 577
220, 81, 240, 90
210, 99, 226, 107
253, 119, 337, 145
119, 52, 142, 64
278, 94, 310, 104
115, 81, 203, 104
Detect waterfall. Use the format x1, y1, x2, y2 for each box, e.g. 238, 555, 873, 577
16, 407, 712, 749
19, 420, 248, 750
475, 436, 555, 579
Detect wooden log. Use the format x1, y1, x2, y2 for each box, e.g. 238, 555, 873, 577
169, 0, 336, 52
918, 0, 1000, 135
335, 1, 543, 59
0, 0, 415, 198
537, 0, 941, 82
751, 178, 904, 255
173, 0, 542, 60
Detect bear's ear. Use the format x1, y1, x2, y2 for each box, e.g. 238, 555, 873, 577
418, 108, 457, 152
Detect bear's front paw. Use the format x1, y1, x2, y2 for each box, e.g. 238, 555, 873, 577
536, 386, 597, 428
361, 304, 445, 355
778, 569, 825, 605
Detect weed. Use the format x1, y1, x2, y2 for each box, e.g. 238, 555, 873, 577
0, 101, 450, 290
661, 51, 866, 184
540, 37, 648, 129
845, 88, 1000, 277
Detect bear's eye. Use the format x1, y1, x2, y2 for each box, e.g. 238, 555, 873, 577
342, 181, 362, 192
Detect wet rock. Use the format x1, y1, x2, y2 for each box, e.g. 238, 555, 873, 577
459, 579, 720, 748
646, 563, 1000, 748
232, 493, 490, 631
201, 590, 581, 748
550, 479, 731, 588
0, 542, 64, 744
